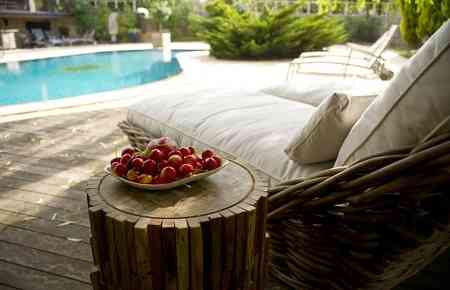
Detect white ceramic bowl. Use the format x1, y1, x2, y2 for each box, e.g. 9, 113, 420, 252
104, 159, 229, 190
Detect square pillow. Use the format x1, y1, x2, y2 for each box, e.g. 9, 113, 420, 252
335, 20, 450, 166
285, 93, 375, 164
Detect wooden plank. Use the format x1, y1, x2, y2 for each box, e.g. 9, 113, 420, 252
220, 210, 236, 290
105, 212, 120, 287
134, 218, 152, 290
187, 218, 203, 290
0, 188, 85, 211
255, 195, 268, 290
199, 215, 212, 290
88, 205, 108, 277
0, 226, 92, 262
0, 169, 87, 190
124, 216, 139, 290
162, 219, 177, 290
114, 215, 131, 290
0, 260, 91, 290
148, 219, 163, 290
0, 240, 92, 283
239, 203, 256, 289
0, 199, 90, 227
0, 211, 89, 243
90, 271, 101, 290
0, 176, 85, 200
0, 283, 22, 290
230, 206, 247, 289
209, 213, 223, 290
175, 219, 189, 290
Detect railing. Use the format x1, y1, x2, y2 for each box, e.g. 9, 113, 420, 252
0, 0, 28, 11
239, 0, 397, 17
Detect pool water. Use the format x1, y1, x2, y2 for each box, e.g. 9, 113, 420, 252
0, 50, 182, 106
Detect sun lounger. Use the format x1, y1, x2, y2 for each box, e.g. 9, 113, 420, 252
287, 25, 398, 80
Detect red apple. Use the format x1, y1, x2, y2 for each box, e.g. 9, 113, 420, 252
126, 169, 139, 181
168, 150, 183, 158
212, 156, 222, 167
121, 147, 135, 157
195, 161, 204, 170
178, 163, 194, 177
204, 157, 218, 170
149, 148, 164, 161
160, 166, 177, 183
120, 153, 132, 166
110, 157, 121, 165
179, 147, 192, 157
146, 139, 160, 151
131, 158, 144, 171
151, 175, 160, 184
183, 154, 198, 165
159, 159, 169, 171
112, 163, 127, 177
202, 149, 214, 159
142, 159, 157, 175
137, 174, 153, 184
168, 154, 183, 169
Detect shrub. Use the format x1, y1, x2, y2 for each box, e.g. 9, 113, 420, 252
190, 0, 348, 59
118, 4, 138, 42
342, 15, 384, 43
398, 0, 450, 46
70, 0, 96, 34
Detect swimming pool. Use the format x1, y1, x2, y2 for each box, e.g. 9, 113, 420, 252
0, 50, 182, 106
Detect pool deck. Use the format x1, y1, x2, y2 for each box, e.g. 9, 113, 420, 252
1, 44, 447, 290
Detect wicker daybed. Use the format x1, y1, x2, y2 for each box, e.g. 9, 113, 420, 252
117, 20, 450, 289
119, 117, 450, 290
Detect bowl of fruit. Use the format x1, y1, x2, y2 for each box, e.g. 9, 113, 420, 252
106, 137, 227, 190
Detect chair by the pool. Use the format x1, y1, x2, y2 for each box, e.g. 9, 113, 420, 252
287, 25, 398, 80
69, 30, 96, 45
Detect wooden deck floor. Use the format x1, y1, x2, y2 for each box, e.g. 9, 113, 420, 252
0, 109, 447, 290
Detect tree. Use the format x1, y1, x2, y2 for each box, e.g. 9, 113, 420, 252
141, 0, 173, 31
398, 0, 450, 46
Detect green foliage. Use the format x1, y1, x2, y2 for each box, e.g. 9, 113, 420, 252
191, 0, 348, 59
142, 0, 173, 31
118, 4, 138, 41
342, 15, 384, 42
398, 0, 450, 46
70, 0, 96, 34
166, 0, 197, 39
94, 1, 112, 42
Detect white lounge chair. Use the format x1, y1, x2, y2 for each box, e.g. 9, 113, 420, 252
287, 25, 398, 80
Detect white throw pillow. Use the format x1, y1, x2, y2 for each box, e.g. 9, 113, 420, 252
285, 93, 375, 164
335, 20, 450, 166
262, 79, 388, 106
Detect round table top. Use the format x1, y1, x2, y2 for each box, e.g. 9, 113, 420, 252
97, 159, 258, 219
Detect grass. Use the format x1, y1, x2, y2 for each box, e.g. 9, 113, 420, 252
62, 64, 102, 73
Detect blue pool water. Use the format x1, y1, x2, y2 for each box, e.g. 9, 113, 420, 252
0, 50, 182, 106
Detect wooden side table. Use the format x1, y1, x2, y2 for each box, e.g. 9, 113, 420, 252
86, 159, 269, 290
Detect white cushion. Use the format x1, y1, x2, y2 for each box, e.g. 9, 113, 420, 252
335, 20, 450, 166
285, 93, 375, 164
262, 79, 388, 106
128, 88, 333, 180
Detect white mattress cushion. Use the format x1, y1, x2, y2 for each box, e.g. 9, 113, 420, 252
335, 21, 450, 166
262, 78, 389, 106
127, 88, 332, 181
